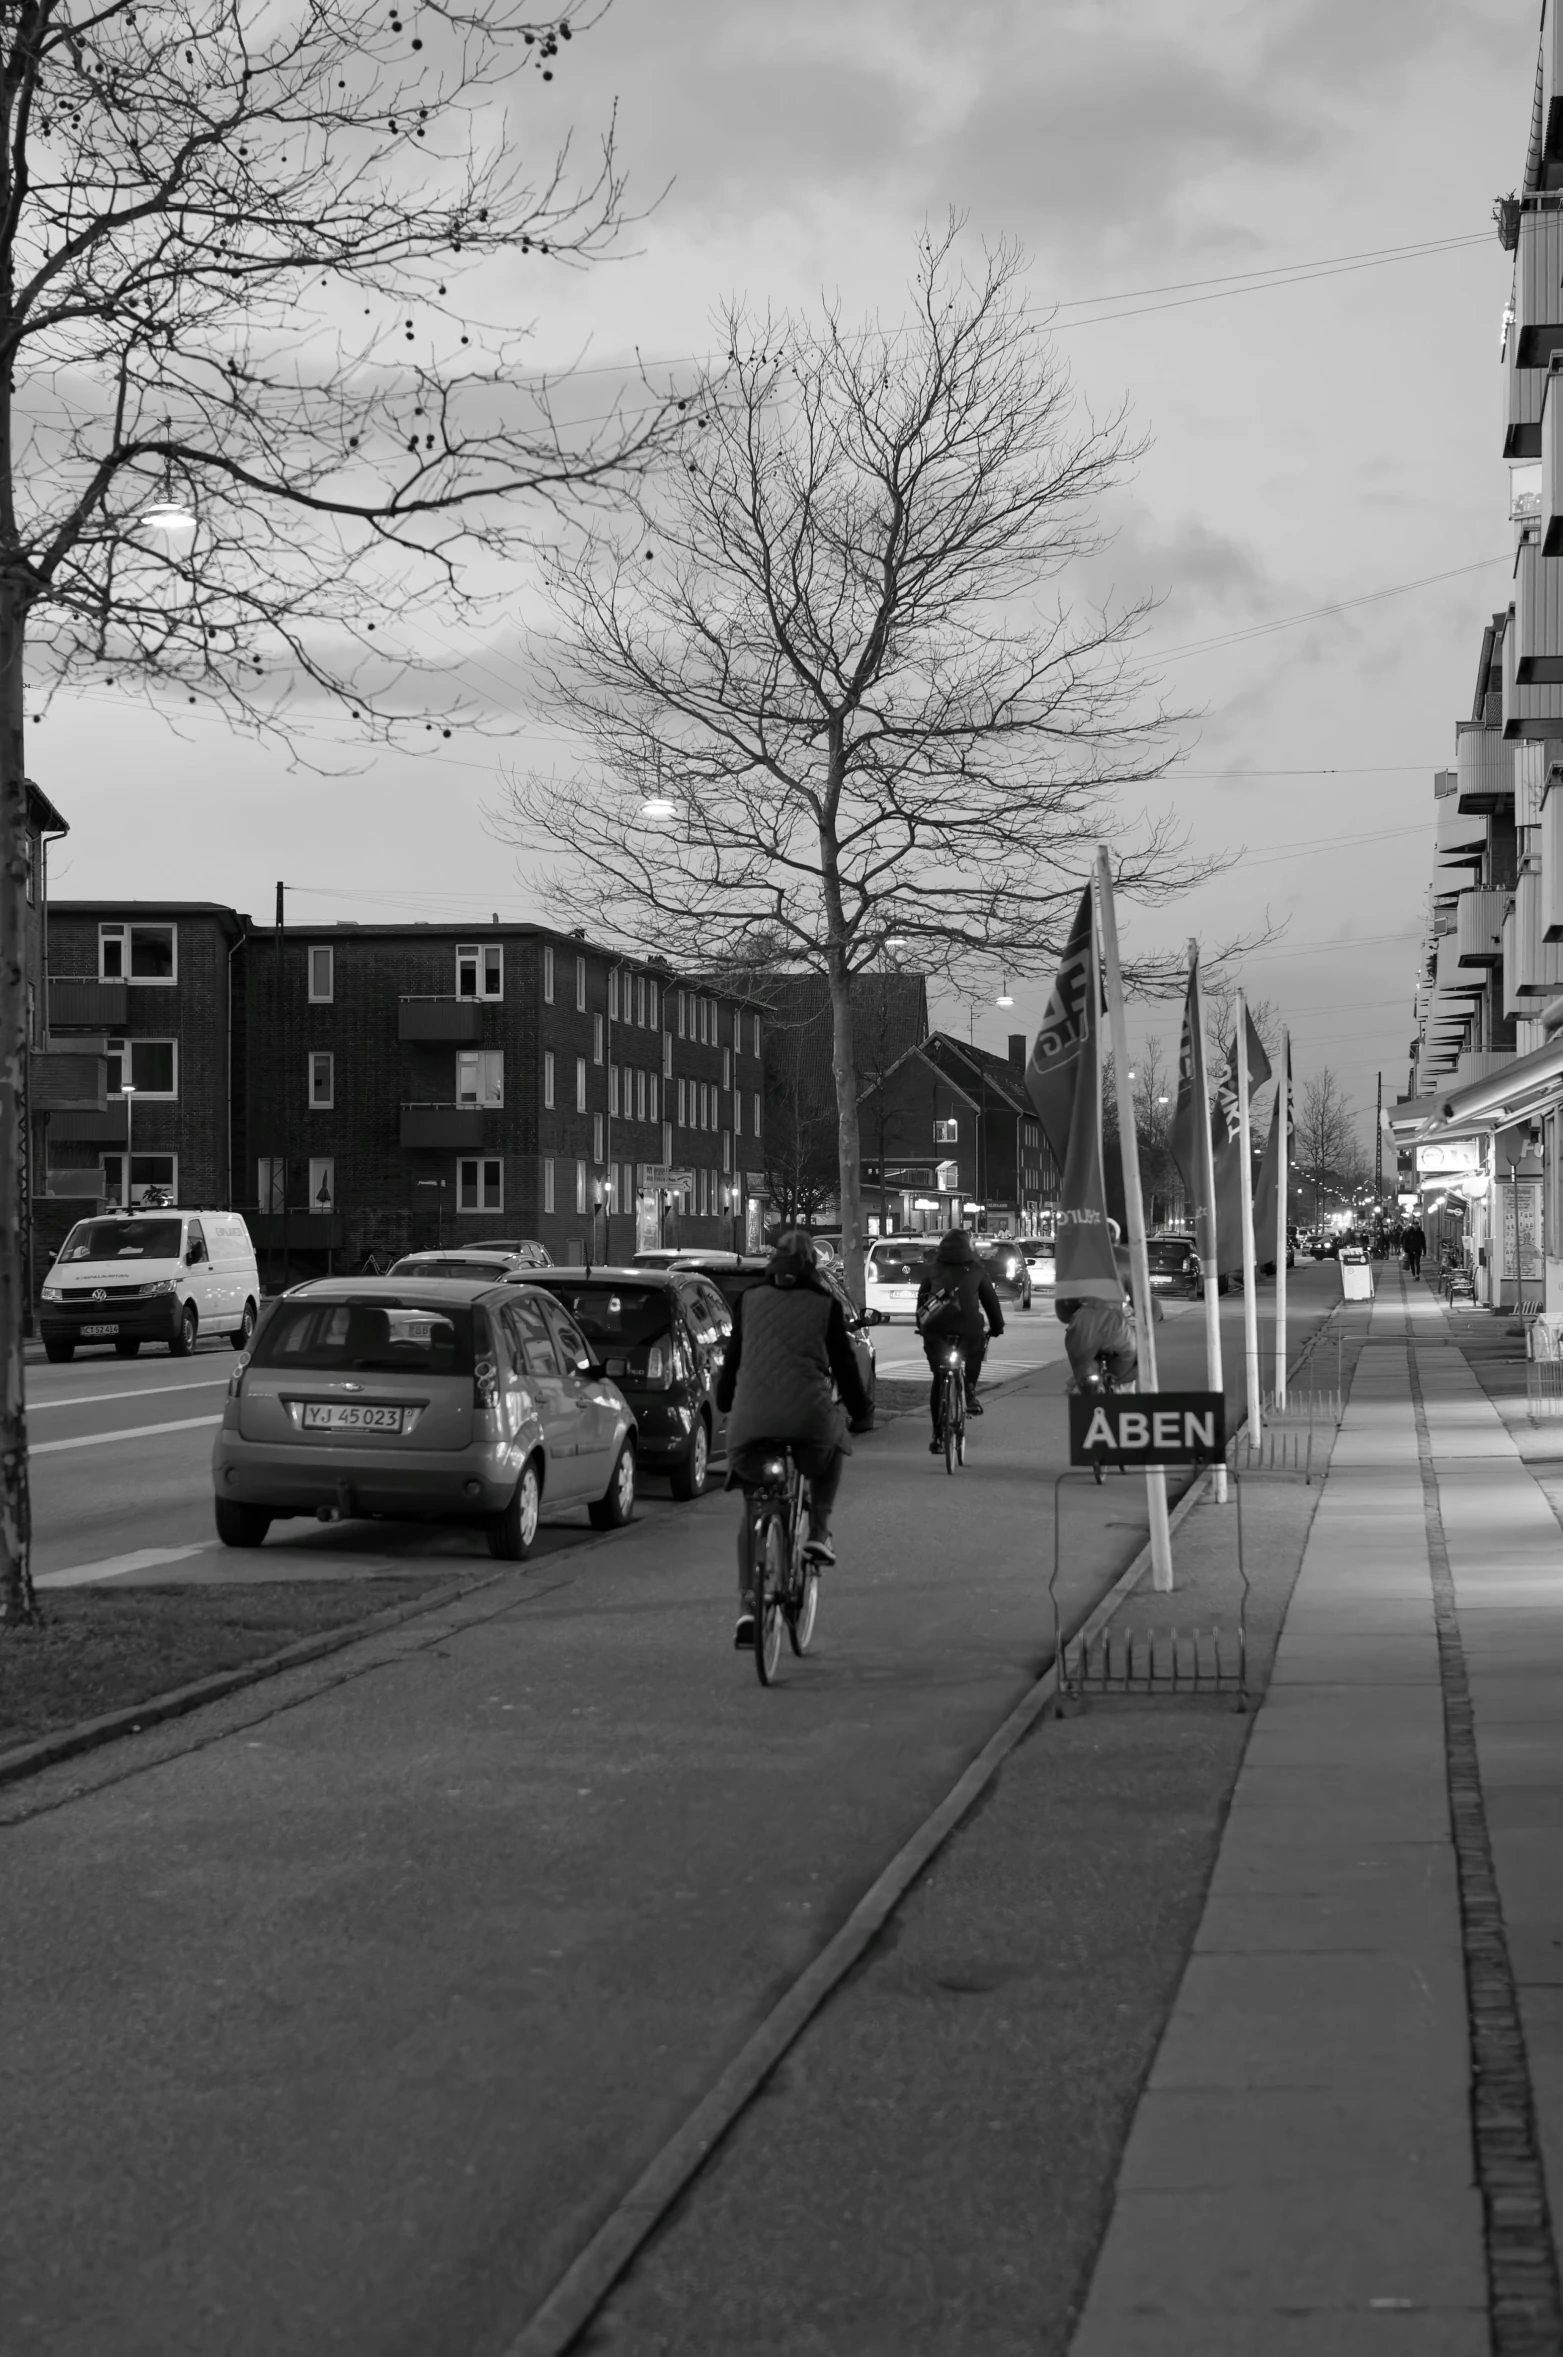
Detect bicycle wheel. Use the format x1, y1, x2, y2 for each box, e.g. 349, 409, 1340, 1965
789, 1564, 820, 1654
943, 1371, 959, 1474
754, 1508, 787, 1685
955, 1380, 966, 1466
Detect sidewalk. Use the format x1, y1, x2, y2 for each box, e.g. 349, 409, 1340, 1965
1072, 1276, 1563, 2354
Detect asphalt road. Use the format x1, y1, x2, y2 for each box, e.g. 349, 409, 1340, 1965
6, 1270, 1344, 2357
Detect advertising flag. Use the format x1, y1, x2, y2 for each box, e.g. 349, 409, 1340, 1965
1169, 965, 1213, 1259
1025, 886, 1121, 1302
1210, 1010, 1272, 1273
1254, 1036, 1293, 1258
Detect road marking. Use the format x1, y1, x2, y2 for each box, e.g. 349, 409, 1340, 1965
29, 1414, 223, 1456
35, 1544, 216, 1591
29, 1376, 230, 1412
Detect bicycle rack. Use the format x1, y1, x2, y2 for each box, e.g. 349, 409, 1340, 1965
1231, 1426, 1315, 1481
1048, 1464, 1250, 1715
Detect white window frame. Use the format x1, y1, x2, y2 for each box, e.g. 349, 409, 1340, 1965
106, 1037, 179, 1099
609, 1063, 620, 1117
593, 1111, 604, 1163
635, 1067, 647, 1123
609, 968, 620, 1020
662, 1031, 672, 1079
648, 981, 659, 1029
753, 1091, 762, 1139
457, 1155, 504, 1213
677, 1076, 687, 1127
542, 945, 555, 1004
576, 954, 587, 1012
723, 1047, 732, 1089
309, 1050, 334, 1109
677, 990, 687, 1039
543, 1050, 555, 1109
456, 943, 504, 1001
456, 1049, 504, 1107
648, 1073, 659, 1123
575, 1158, 587, 1214
99, 921, 177, 985
542, 1157, 555, 1214
593, 1013, 604, 1065
308, 1157, 336, 1212
734, 1091, 743, 1139
576, 1055, 587, 1113
308, 945, 334, 1004
722, 1129, 732, 1173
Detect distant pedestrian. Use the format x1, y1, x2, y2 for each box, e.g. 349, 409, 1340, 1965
1403, 1220, 1426, 1278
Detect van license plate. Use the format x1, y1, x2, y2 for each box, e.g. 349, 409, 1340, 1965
81, 1323, 118, 1337
301, 1404, 405, 1433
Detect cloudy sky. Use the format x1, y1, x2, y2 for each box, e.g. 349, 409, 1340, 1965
41, 0, 1535, 1142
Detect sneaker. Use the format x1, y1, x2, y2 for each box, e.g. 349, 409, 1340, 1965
929, 1437, 943, 1454
966, 1393, 984, 1416
734, 1611, 756, 1650
803, 1534, 834, 1567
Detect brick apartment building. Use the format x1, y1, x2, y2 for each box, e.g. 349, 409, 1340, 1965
857, 1032, 1057, 1235
36, 905, 770, 1275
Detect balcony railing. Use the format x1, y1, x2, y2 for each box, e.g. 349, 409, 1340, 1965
1455, 721, 1514, 813
1505, 208, 1563, 458
399, 1103, 485, 1150
1456, 888, 1507, 967
48, 977, 129, 1029
397, 997, 485, 1043
1504, 590, 1563, 740
28, 1050, 107, 1112
45, 1104, 128, 1144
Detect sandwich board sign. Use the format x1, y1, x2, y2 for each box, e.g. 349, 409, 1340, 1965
1069, 1390, 1226, 1468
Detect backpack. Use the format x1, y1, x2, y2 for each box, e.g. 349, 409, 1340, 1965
916, 1275, 965, 1334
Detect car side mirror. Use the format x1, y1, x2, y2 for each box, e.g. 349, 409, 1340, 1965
575, 1353, 596, 1378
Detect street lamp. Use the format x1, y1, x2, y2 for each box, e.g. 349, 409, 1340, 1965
120, 1082, 136, 1204
140, 500, 198, 559
996, 977, 1013, 1008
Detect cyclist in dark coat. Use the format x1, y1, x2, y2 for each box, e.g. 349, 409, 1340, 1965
716, 1230, 872, 1649
915, 1229, 1005, 1452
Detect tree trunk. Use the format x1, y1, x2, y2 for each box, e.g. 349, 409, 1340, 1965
0, 573, 35, 1622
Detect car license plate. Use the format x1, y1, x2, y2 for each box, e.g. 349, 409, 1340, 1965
80, 1323, 118, 1337
301, 1403, 405, 1433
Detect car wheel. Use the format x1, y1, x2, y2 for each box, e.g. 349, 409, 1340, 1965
670, 1414, 709, 1501
168, 1302, 198, 1356
215, 1499, 271, 1548
588, 1437, 638, 1530
488, 1457, 541, 1560
43, 1339, 73, 1364
113, 1339, 142, 1358
231, 1300, 257, 1351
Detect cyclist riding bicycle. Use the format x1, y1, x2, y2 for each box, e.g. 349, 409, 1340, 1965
716, 1229, 873, 1651
915, 1229, 1005, 1453
1056, 1232, 1155, 1392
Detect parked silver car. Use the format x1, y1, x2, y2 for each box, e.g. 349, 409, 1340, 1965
212, 1278, 636, 1558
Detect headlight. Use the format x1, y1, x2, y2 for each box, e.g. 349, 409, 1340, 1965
139, 1278, 177, 1297
40, 1284, 62, 1302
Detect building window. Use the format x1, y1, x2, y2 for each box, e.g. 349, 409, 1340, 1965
648, 1073, 658, 1123
99, 922, 176, 983
677, 1076, 687, 1127
752, 1015, 762, 1059
575, 1158, 587, 1214
543, 1157, 555, 1214
573, 1055, 586, 1112
609, 969, 620, 1020
309, 1051, 334, 1108
543, 1051, 555, 1109
632, 973, 643, 1027
456, 944, 503, 1000
106, 1038, 177, 1098
734, 1091, 743, 1139
753, 1091, 761, 1139
593, 1013, 604, 1065
257, 1157, 284, 1211
723, 1047, 731, 1089
934, 1116, 959, 1145
677, 990, 687, 1039
722, 1130, 731, 1172
648, 981, 659, 1029
458, 1156, 504, 1213
662, 1031, 672, 1079
308, 946, 334, 1003
103, 1152, 177, 1206
593, 1112, 604, 1162
609, 1063, 620, 1117
456, 1049, 504, 1106
309, 1157, 335, 1212
663, 1121, 673, 1166
542, 945, 554, 1004
635, 1067, 647, 1123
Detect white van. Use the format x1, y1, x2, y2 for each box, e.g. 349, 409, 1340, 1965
40, 1208, 261, 1363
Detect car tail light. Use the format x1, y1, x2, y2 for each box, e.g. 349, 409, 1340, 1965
630, 1338, 674, 1388
227, 1357, 249, 1401
473, 1307, 498, 1410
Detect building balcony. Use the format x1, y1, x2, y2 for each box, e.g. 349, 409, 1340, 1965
1456, 888, 1507, 967
1507, 869, 1563, 1006
247, 1212, 346, 1250
48, 977, 129, 1029
399, 1103, 485, 1150
28, 1050, 107, 1113
398, 997, 485, 1044
1453, 1049, 1517, 1086
1454, 722, 1513, 813
1505, 206, 1563, 458
44, 1104, 127, 1144
1503, 589, 1563, 739
1435, 798, 1488, 867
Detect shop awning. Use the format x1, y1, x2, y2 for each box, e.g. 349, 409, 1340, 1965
1393, 1031, 1563, 1136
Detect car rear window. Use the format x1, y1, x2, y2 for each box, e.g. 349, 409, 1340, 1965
387, 1256, 509, 1280
538, 1285, 672, 1346
869, 1246, 928, 1281
250, 1297, 478, 1374
1146, 1240, 1192, 1272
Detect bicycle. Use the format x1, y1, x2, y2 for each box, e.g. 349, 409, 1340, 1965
744, 1446, 820, 1685
934, 1337, 967, 1475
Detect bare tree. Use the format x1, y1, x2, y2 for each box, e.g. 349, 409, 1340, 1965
0, 1, 679, 1621
499, 222, 1215, 1304
1294, 1068, 1361, 1227
760, 1014, 837, 1229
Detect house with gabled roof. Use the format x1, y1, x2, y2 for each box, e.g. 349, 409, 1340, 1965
858, 1030, 1057, 1236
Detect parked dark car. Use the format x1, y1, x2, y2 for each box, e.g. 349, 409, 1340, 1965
1146, 1235, 1199, 1293
975, 1236, 1033, 1310
388, 1247, 553, 1283
514, 1266, 734, 1500
211, 1277, 636, 1557
706, 1255, 878, 1417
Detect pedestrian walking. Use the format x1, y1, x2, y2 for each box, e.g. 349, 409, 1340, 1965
1402, 1219, 1427, 1278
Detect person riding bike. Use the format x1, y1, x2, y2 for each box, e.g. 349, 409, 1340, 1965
1056, 1231, 1155, 1391
915, 1229, 1005, 1453
716, 1228, 873, 1651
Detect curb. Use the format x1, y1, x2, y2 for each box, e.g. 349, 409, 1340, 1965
0, 1566, 507, 1790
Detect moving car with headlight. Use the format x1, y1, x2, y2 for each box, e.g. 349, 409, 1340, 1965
514, 1266, 733, 1499
863, 1237, 932, 1322
975, 1235, 1034, 1310
212, 1277, 637, 1558
41, 1208, 260, 1362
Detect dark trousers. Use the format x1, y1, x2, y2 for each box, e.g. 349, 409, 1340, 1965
1405, 1248, 1424, 1276
924, 1333, 986, 1431
731, 1439, 843, 1601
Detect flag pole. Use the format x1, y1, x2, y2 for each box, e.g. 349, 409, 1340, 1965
1236, 990, 1263, 1446
1275, 1029, 1290, 1410
1096, 846, 1174, 1592
1190, 945, 1227, 1505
